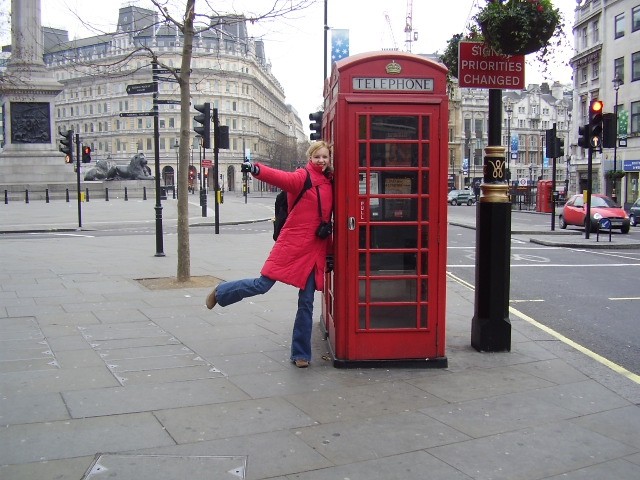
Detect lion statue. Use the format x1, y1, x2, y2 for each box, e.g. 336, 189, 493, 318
84, 153, 154, 181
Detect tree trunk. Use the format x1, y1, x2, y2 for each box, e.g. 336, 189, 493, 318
176, 0, 196, 282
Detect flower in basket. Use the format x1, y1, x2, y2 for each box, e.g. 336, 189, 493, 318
475, 0, 562, 56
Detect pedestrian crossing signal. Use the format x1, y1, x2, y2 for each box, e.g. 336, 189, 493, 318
82, 146, 92, 163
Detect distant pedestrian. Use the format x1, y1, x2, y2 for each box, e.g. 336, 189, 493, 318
206, 141, 334, 368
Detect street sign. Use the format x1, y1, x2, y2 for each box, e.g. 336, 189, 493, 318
126, 82, 155, 95
119, 112, 154, 117
157, 99, 181, 105
458, 41, 525, 89
156, 76, 179, 83
154, 68, 180, 75
202, 159, 213, 168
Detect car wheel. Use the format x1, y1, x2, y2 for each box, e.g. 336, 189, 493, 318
631, 214, 637, 227
467, 199, 473, 206
451, 199, 458, 206
559, 215, 567, 229
621, 225, 630, 234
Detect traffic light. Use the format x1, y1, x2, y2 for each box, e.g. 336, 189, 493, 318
193, 102, 211, 148
217, 125, 230, 150
309, 111, 323, 141
82, 146, 92, 163
577, 124, 590, 149
589, 99, 604, 150
555, 137, 565, 157
59, 129, 73, 163
602, 113, 617, 148
545, 127, 556, 158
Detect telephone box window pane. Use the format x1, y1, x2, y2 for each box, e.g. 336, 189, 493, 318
370, 197, 381, 220
369, 252, 416, 275
421, 198, 430, 221
421, 226, 430, 248
383, 198, 417, 221
366, 279, 416, 302
420, 277, 429, 301
359, 226, 367, 248
359, 253, 366, 274
370, 116, 419, 140
359, 306, 366, 329
421, 172, 430, 194
370, 225, 417, 248
359, 115, 367, 139
421, 143, 430, 167
359, 143, 367, 167
370, 143, 417, 167
422, 116, 431, 139
369, 305, 417, 329
420, 305, 428, 328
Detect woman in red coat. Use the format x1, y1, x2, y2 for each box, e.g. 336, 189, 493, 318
206, 141, 333, 368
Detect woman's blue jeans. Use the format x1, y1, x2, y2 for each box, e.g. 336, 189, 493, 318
215, 273, 316, 362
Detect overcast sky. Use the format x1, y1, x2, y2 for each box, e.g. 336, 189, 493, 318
2, 0, 576, 129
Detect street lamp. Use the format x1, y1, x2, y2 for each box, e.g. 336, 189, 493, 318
172, 139, 179, 198
529, 164, 534, 209
504, 98, 513, 176
612, 74, 622, 174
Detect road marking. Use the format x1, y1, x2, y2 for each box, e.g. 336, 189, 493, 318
448, 263, 640, 268
609, 297, 640, 301
446, 271, 640, 386
509, 299, 545, 303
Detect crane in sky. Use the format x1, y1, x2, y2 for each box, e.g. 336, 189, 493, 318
384, 12, 398, 51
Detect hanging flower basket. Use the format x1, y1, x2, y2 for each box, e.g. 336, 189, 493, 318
476, 0, 561, 55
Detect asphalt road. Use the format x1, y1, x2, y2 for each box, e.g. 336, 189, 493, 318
447, 221, 640, 376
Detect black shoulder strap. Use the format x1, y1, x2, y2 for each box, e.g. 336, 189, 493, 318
289, 169, 311, 212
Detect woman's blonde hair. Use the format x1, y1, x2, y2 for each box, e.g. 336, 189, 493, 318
306, 140, 332, 158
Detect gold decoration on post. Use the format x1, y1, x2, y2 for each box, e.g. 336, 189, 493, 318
480, 146, 509, 203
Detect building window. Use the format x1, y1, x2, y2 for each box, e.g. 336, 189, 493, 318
631, 101, 640, 134
633, 6, 640, 32
614, 57, 625, 83
615, 13, 625, 38
581, 26, 588, 49
592, 20, 599, 42
633, 52, 640, 81
592, 61, 599, 79
581, 67, 588, 83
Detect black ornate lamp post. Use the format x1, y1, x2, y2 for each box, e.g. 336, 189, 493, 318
612, 74, 622, 203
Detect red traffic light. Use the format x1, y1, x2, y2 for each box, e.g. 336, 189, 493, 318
590, 100, 603, 113
84, 146, 91, 154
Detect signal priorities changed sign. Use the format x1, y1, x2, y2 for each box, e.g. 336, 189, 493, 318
458, 41, 525, 90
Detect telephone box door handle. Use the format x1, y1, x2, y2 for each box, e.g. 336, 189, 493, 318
348, 217, 355, 230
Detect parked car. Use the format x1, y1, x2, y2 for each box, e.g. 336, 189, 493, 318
559, 193, 630, 233
447, 189, 476, 206
626, 198, 640, 227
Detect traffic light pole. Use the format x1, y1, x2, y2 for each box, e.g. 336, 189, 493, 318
75, 133, 82, 228
152, 59, 165, 257
213, 108, 221, 234
585, 146, 593, 239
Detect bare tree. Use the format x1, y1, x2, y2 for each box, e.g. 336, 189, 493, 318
33, 0, 315, 282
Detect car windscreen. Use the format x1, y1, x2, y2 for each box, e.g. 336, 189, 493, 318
591, 196, 616, 208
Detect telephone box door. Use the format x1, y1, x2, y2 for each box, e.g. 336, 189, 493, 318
328, 104, 447, 366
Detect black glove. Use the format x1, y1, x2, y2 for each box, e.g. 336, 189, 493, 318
326, 255, 334, 273
241, 161, 259, 175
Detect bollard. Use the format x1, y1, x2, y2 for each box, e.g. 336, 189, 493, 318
125, 187, 128, 201
4, 190, 8, 204
66, 189, 70, 202
25, 189, 29, 204
143, 186, 147, 200
85, 188, 90, 202
105, 188, 109, 201
46, 189, 50, 203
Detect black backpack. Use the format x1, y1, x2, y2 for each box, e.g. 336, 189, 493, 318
273, 170, 312, 241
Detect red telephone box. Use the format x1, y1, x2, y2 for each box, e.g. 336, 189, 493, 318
322, 52, 448, 368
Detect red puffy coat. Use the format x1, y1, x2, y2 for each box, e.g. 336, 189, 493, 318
255, 161, 333, 291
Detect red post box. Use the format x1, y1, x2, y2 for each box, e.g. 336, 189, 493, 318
536, 180, 553, 213
320, 52, 448, 368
